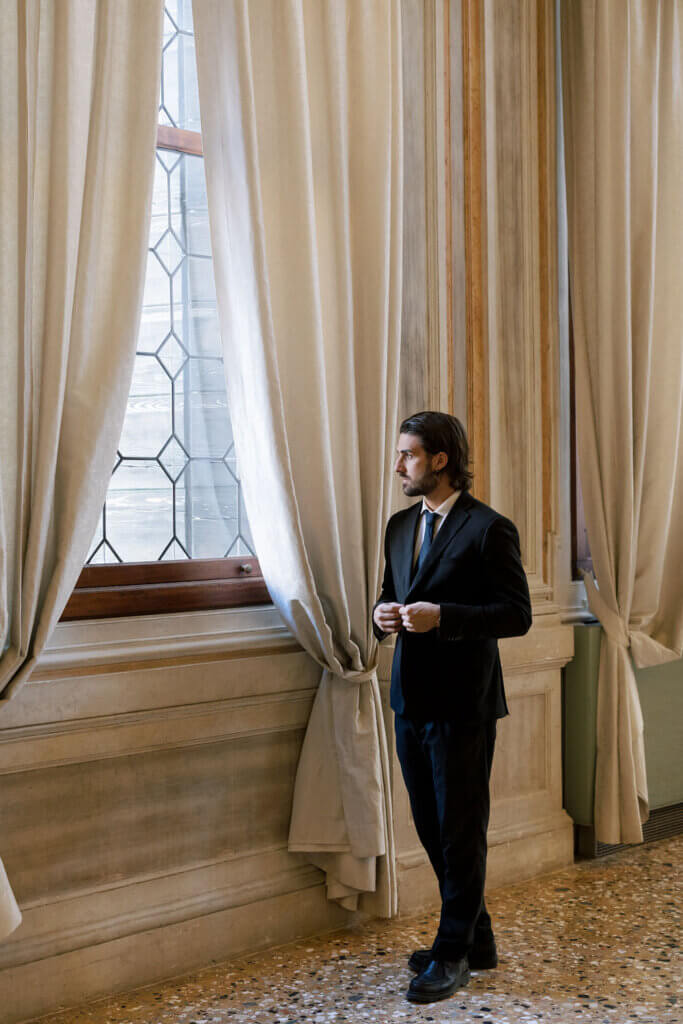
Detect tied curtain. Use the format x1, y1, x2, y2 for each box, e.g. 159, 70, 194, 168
561, 0, 683, 843
194, 0, 402, 911
0, 1, 163, 937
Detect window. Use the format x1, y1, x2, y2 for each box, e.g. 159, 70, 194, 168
568, 290, 593, 580
62, 1, 269, 620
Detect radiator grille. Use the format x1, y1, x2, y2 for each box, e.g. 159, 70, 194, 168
577, 803, 683, 859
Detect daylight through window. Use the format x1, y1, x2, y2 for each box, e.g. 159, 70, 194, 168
87, 0, 255, 567
63, 1, 267, 620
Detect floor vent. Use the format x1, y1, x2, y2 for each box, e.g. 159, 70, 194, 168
575, 802, 683, 860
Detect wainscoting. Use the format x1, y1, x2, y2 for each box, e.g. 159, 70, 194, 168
0, 608, 572, 1023
0, 609, 354, 1022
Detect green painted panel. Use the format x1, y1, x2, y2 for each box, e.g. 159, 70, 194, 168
636, 658, 683, 808
562, 623, 601, 825
562, 624, 683, 824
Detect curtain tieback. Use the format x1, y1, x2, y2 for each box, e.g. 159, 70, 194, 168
335, 666, 378, 684
582, 572, 630, 649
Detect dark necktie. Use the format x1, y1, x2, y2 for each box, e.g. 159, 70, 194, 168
413, 510, 438, 579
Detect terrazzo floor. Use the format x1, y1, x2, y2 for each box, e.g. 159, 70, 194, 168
36, 837, 681, 1024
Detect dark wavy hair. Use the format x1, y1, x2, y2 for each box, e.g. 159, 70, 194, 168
399, 411, 473, 492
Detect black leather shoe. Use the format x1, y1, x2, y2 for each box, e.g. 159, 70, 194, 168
469, 942, 498, 970
405, 957, 470, 1003
407, 948, 433, 973
409, 940, 497, 974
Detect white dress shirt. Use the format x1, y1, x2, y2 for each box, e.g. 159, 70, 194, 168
411, 490, 461, 569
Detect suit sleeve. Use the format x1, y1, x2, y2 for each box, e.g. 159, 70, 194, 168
372, 525, 397, 642
438, 516, 532, 640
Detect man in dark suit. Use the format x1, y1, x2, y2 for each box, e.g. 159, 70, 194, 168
373, 411, 532, 1004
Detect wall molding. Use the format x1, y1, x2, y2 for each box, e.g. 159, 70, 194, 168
462, 0, 490, 497
0, 688, 315, 774
37, 604, 298, 677
0, 846, 319, 971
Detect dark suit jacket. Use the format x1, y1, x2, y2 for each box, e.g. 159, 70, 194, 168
373, 490, 532, 723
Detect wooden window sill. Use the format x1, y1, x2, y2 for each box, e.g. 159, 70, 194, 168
61, 559, 271, 621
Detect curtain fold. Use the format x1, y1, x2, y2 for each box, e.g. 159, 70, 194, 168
0, 0, 163, 938
561, 0, 683, 843
194, 0, 402, 913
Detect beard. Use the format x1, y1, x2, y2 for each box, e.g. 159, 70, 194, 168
400, 468, 441, 497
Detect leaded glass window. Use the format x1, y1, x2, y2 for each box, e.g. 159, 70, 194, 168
86, 2, 255, 566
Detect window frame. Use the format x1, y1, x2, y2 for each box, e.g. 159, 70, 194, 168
62, 557, 269, 621
61, 124, 270, 621
568, 287, 593, 580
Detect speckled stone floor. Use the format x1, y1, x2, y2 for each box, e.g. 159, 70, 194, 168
36, 837, 681, 1024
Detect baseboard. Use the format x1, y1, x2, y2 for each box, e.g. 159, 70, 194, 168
0, 847, 317, 972
486, 814, 574, 887
0, 857, 355, 1024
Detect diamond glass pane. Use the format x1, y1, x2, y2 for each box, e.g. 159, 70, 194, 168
118, 355, 172, 457
149, 157, 170, 248
176, 460, 239, 559
170, 155, 211, 257
155, 230, 184, 275
172, 245, 221, 358
162, 30, 200, 132
159, 436, 189, 480
141, 247, 171, 317
174, 358, 232, 458
106, 461, 174, 562
157, 334, 188, 378
89, 8, 252, 566
175, 253, 215, 304
138, 305, 171, 356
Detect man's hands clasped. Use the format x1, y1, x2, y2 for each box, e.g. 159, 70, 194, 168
374, 601, 440, 634
373, 602, 402, 633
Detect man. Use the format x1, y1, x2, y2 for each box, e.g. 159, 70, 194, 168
373, 411, 532, 1004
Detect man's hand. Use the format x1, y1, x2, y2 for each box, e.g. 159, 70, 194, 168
399, 602, 441, 633
373, 602, 403, 634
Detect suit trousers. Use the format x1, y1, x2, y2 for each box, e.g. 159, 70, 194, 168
395, 714, 497, 962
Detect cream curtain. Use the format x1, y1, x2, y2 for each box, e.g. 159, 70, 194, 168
194, 0, 402, 912
561, 0, 683, 843
0, 0, 163, 937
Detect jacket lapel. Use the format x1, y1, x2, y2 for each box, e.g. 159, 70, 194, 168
406, 491, 473, 597
392, 502, 422, 602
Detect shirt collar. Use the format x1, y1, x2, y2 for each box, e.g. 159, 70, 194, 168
421, 489, 461, 519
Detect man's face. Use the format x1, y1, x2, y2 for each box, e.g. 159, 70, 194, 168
395, 433, 442, 496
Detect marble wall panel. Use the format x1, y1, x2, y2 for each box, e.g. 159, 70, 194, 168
485, 0, 544, 582
400, 0, 431, 421
1, 728, 305, 905
492, 692, 547, 799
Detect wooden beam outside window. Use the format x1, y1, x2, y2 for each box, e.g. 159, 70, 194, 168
156, 124, 203, 156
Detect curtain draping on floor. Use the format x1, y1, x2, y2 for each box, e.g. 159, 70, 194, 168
561, 0, 683, 843
194, 0, 402, 913
0, 0, 163, 938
